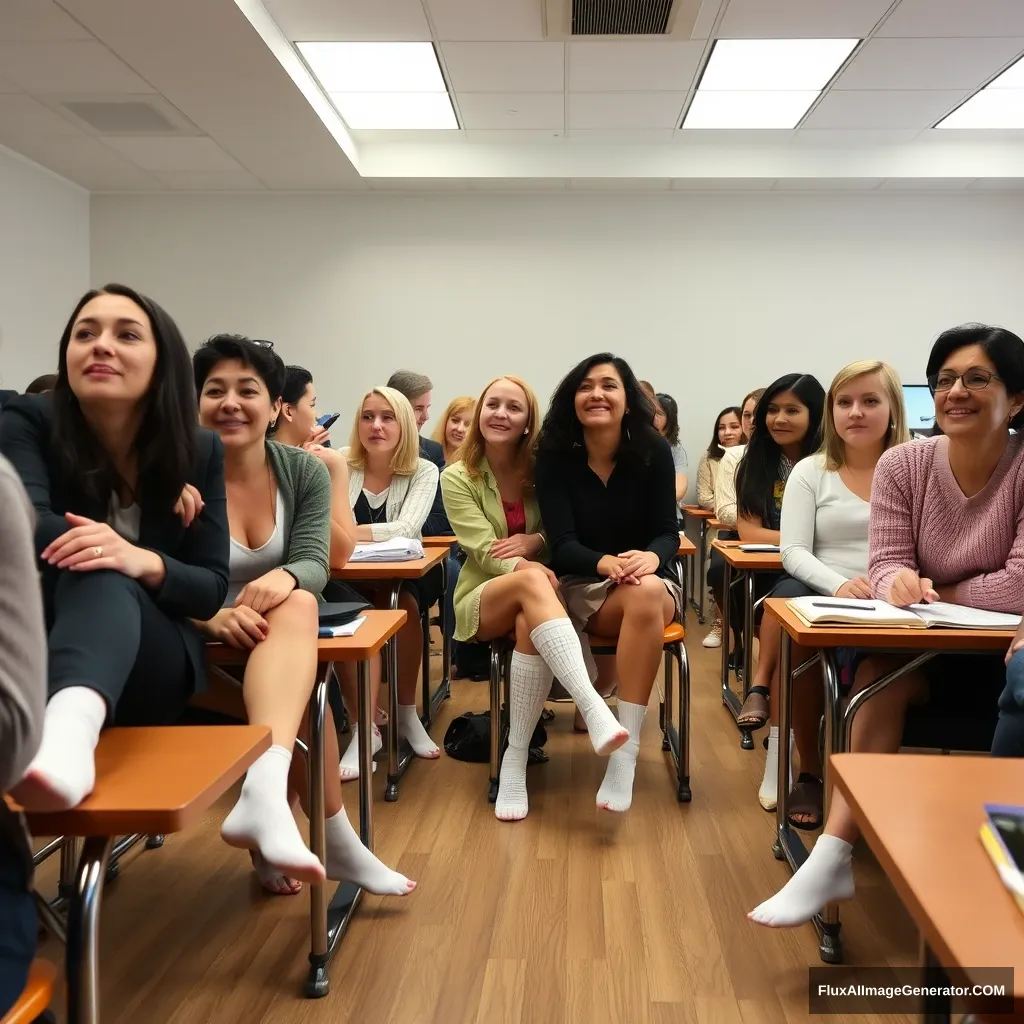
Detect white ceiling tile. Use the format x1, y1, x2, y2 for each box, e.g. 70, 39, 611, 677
369, 177, 472, 189
691, 0, 726, 40
0, 94, 84, 137
569, 92, 687, 130
0, 0, 93, 42
463, 128, 565, 141
0, 77, 19, 94
2, 136, 163, 190
570, 178, 673, 190
427, 0, 545, 41
456, 93, 564, 130
467, 178, 568, 190
0, 41, 154, 94
835, 38, 1024, 91
802, 90, 966, 129
150, 169, 268, 191
877, 0, 1024, 38
570, 129, 676, 141
568, 42, 703, 92
773, 178, 884, 190
718, 0, 893, 38
351, 129, 468, 144
441, 42, 564, 92
968, 178, 1024, 190
670, 178, 778, 190
262, 0, 431, 41
880, 177, 976, 190
100, 136, 245, 172
793, 128, 922, 145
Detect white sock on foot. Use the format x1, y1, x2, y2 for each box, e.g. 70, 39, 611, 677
339, 724, 382, 780
325, 809, 416, 895
221, 745, 325, 884
12, 687, 107, 811
530, 618, 627, 756
495, 651, 551, 821
748, 834, 855, 928
397, 705, 439, 758
758, 726, 795, 811
596, 700, 645, 813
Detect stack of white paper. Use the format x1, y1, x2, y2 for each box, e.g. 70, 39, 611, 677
319, 616, 366, 638
349, 538, 425, 563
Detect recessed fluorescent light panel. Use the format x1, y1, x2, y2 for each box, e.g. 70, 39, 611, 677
682, 39, 859, 129
936, 55, 1024, 129
297, 41, 458, 130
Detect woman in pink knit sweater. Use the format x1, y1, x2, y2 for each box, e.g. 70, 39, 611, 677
750, 323, 1024, 929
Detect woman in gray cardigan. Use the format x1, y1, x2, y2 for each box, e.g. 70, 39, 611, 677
194, 336, 415, 900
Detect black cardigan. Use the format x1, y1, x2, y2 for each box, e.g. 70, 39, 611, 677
534, 436, 680, 580
0, 394, 230, 692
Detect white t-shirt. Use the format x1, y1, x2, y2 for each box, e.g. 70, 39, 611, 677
779, 452, 870, 596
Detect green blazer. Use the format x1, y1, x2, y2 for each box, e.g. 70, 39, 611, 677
440, 457, 547, 640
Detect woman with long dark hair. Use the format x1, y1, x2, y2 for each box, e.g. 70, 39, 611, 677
0, 284, 230, 812
535, 354, 683, 813
653, 392, 688, 502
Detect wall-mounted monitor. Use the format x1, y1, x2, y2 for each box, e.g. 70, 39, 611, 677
903, 384, 934, 436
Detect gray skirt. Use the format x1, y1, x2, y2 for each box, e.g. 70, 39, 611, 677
560, 574, 685, 632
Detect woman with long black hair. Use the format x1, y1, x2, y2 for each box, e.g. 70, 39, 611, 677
0, 284, 230, 812
535, 353, 683, 813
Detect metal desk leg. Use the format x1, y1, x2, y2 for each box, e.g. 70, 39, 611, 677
743, 569, 756, 704
697, 521, 708, 623
419, 608, 431, 726
66, 835, 114, 1024
438, 553, 451, 707
357, 660, 374, 847
386, 582, 402, 802
306, 666, 330, 997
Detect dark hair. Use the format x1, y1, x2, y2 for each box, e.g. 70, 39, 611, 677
537, 352, 662, 461
51, 284, 197, 512
654, 393, 679, 446
707, 405, 743, 460
281, 364, 313, 407
25, 373, 58, 395
926, 323, 1024, 432
736, 373, 825, 525
192, 333, 286, 403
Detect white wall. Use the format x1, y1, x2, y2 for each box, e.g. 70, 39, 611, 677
90, 191, 1024, 491
0, 145, 89, 391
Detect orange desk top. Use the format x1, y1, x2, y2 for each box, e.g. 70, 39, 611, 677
681, 505, 715, 520
765, 598, 1015, 652
422, 536, 458, 549
708, 518, 725, 531
712, 540, 784, 572
832, 753, 1024, 1009
677, 534, 696, 557
17, 726, 271, 838
331, 545, 448, 581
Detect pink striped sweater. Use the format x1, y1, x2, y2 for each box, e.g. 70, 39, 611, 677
868, 433, 1024, 614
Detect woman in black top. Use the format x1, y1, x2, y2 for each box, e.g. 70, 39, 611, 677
535, 354, 682, 813
0, 284, 230, 813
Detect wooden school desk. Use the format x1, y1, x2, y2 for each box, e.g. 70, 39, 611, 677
713, 541, 783, 749
766, 597, 1016, 965
208, 609, 406, 996
332, 546, 449, 801
676, 533, 696, 614
832, 753, 1024, 1023
680, 505, 715, 623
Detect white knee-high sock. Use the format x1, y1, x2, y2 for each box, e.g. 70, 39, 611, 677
596, 700, 646, 812
758, 726, 795, 811
397, 705, 440, 758
748, 834, 855, 927
325, 808, 416, 895
221, 745, 325, 884
495, 652, 552, 822
13, 687, 107, 811
529, 618, 627, 756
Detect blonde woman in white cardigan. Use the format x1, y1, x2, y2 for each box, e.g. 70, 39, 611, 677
337, 386, 440, 779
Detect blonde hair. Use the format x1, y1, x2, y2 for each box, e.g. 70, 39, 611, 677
460, 376, 541, 485
820, 360, 910, 470
432, 395, 476, 464
346, 386, 421, 476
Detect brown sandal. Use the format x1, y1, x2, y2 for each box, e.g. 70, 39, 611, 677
737, 687, 769, 729
787, 774, 823, 831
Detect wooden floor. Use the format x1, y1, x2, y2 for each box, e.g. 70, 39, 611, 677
33, 614, 919, 1024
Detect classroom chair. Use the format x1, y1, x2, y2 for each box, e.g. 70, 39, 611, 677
1, 958, 56, 1024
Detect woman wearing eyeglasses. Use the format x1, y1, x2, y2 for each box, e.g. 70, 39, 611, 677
749, 324, 1024, 930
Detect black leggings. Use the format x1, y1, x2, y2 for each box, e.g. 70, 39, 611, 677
47, 570, 194, 726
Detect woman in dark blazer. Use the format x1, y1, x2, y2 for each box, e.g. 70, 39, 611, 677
0, 283, 230, 813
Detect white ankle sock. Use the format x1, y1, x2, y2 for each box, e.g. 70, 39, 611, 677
495, 651, 551, 821
339, 724, 382, 781
13, 687, 107, 811
748, 834, 855, 928
221, 745, 325, 884
397, 705, 440, 758
530, 618, 628, 756
596, 700, 646, 813
758, 726, 795, 811
325, 809, 416, 895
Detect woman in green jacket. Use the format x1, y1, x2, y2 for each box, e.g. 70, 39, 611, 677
440, 375, 627, 823
194, 336, 414, 900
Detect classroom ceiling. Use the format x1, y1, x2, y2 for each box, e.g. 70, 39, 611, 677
0, 0, 1023, 193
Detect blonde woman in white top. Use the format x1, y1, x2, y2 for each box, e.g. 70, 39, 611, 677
337, 387, 440, 778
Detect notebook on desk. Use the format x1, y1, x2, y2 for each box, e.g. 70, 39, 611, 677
981, 805, 1024, 915
787, 596, 1021, 631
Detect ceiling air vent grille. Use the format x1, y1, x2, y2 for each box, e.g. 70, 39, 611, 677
571, 0, 674, 35
61, 101, 179, 134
